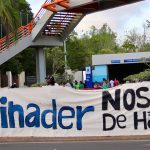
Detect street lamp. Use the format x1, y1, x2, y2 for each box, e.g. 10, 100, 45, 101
26, 10, 30, 24
20, 10, 30, 26
20, 10, 23, 26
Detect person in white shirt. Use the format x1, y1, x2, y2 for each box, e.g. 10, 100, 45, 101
110, 80, 114, 88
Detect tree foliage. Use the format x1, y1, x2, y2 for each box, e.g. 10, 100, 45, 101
0, 0, 34, 75
123, 25, 149, 52
46, 47, 65, 75
142, 43, 150, 52
99, 48, 114, 54
122, 40, 137, 52
87, 24, 117, 54
66, 24, 117, 71
0, 0, 31, 34
67, 32, 91, 70
1, 21, 150, 78
0, 48, 36, 75
124, 69, 150, 82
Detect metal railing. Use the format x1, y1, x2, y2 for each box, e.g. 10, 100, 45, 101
0, 0, 51, 52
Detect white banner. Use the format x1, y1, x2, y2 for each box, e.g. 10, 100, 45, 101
0, 82, 150, 137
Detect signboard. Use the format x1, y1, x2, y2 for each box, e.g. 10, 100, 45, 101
0, 82, 150, 137
111, 60, 121, 64
124, 59, 140, 63
85, 66, 93, 88
124, 58, 150, 63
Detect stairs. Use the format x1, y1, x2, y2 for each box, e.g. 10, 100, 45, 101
42, 11, 84, 40
0, 0, 49, 65
0, 36, 32, 65
0, 0, 85, 65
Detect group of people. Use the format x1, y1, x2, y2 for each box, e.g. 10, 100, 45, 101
65, 80, 85, 89
45, 75, 119, 90
66, 78, 119, 90
110, 78, 119, 87
93, 78, 119, 89
45, 75, 85, 89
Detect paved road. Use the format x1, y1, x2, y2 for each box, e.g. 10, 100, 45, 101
0, 140, 150, 150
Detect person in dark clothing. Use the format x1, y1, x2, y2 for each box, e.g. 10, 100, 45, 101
49, 76, 55, 86
45, 75, 55, 86
11, 83, 17, 88
45, 75, 51, 85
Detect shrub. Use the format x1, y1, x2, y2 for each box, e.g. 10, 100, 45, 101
31, 82, 47, 87
124, 69, 150, 82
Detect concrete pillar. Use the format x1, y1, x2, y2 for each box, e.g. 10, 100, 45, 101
6, 71, 12, 87
36, 47, 46, 83
18, 71, 25, 87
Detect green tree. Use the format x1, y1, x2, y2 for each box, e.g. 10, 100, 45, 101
122, 40, 137, 52
46, 47, 65, 75
0, 0, 31, 37
0, 0, 34, 76
0, 56, 23, 75
66, 24, 118, 71
67, 32, 91, 70
99, 48, 114, 54
88, 24, 117, 54
19, 48, 36, 75
0, 48, 36, 75
124, 25, 149, 52
142, 43, 150, 52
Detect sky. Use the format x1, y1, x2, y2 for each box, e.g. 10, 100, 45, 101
26, 0, 150, 41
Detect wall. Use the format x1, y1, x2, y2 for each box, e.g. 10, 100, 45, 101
92, 65, 108, 83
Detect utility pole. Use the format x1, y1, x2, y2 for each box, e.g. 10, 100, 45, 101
27, 10, 30, 24
20, 10, 23, 26
0, 18, 2, 38
0, 24, 2, 38
64, 40, 67, 80
27, 13, 29, 24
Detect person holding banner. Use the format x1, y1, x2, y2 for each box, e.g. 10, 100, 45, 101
93, 81, 101, 89
79, 81, 84, 89
114, 78, 119, 86
73, 80, 80, 89
102, 78, 109, 89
